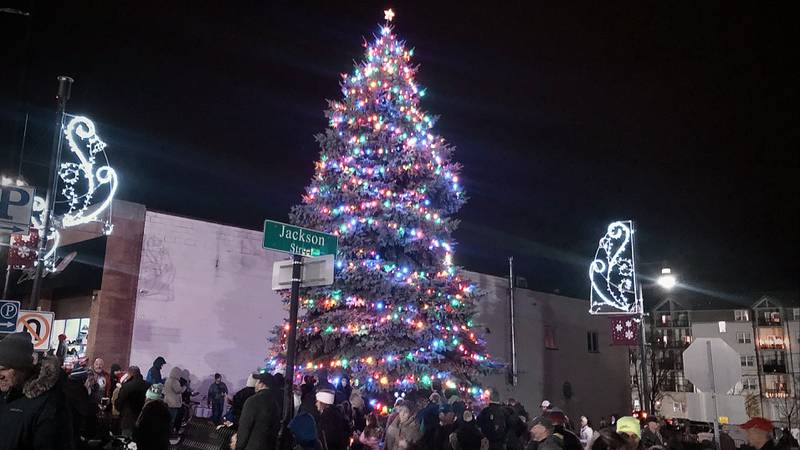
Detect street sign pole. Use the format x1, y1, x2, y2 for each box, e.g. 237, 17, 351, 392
30, 75, 73, 310
706, 341, 722, 450
278, 253, 303, 450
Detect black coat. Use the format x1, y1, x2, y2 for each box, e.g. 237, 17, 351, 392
318, 405, 352, 450
0, 356, 73, 450
133, 399, 172, 450
236, 389, 281, 450
115, 376, 148, 431
231, 386, 256, 428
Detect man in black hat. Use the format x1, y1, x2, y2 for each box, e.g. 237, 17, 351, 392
528, 416, 564, 450
641, 417, 666, 449
236, 371, 280, 450
0, 331, 72, 449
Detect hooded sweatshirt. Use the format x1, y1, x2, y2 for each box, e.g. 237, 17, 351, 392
163, 367, 185, 408
146, 357, 166, 385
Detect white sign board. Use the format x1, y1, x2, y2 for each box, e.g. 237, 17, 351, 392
686, 393, 748, 425
0, 185, 35, 234
683, 338, 741, 394
272, 254, 335, 290
16, 310, 55, 351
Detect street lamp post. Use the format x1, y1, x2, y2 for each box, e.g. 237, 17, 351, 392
642, 266, 677, 413
29, 76, 73, 310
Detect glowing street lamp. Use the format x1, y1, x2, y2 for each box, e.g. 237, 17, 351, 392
657, 267, 677, 290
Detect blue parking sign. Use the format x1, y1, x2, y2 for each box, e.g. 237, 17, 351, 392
0, 300, 21, 333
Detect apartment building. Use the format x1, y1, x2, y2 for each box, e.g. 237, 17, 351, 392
645, 294, 799, 426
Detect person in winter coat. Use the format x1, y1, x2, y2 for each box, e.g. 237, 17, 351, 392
316, 389, 352, 450
640, 417, 665, 449
133, 384, 172, 450
231, 374, 257, 429
334, 375, 352, 405
419, 392, 444, 445
208, 372, 229, 425
163, 366, 186, 433
146, 356, 167, 385
580, 416, 595, 450
452, 411, 485, 450
360, 412, 384, 450
290, 411, 324, 450
115, 366, 148, 437
0, 332, 73, 450
527, 416, 563, 450
433, 404, 458, 450
545, 409, 581, 450
86, 358, 111, 405
236, 372, 281, 450
478, 391, 510, 450
385, 403, 423, 450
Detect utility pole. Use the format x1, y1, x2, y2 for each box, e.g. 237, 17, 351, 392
29, 76, 73, 309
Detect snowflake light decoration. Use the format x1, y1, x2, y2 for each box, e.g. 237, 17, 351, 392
589, 220, 641, 314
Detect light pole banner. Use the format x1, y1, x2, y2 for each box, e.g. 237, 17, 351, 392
589, 220, 642, 315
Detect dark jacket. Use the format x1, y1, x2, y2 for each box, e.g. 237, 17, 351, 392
0, 356, 73, 450
231, 386, 256, 428
115, 375, 148, 431
418, 401, 442, 443
455, 421, 485, 450
530, 435, 563, 450
208, 381, 228, 403
642, 428, 666, 449
236, 389, 281, 450
146, 357, 166, 385
318, 404, 352, 450
554, 426, 581, 450
434, 422, 458, 450
133, 399, 171, 450
478, 402, 509, 447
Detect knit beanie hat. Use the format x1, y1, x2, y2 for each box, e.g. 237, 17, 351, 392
146, 383, 165, 400
0, 332, 34, 370
316, 389, 335, 405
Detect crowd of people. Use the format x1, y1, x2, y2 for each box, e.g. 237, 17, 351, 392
0, 330, 228, 449
2, 331, 799, 450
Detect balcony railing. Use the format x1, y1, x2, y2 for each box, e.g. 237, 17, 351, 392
663, 381, 694, 393
758, 318, 782, 327
657, 358, 684, 370
655, 319, 690, 328
764, 388, 790, 398
762, 362, 787, 373
655, 339, 691, 349
759, 342, 786, 350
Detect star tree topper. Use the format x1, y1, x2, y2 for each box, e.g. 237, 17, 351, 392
384, 8, 395, 22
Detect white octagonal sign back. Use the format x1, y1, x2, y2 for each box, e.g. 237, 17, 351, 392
682, 338, 742, 394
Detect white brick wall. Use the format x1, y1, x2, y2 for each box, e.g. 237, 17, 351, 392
130, 212, 287, 395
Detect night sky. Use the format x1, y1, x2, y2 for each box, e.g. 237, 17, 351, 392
1, 2, 797, 300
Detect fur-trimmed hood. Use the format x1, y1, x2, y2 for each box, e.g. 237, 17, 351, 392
22, 356, 61, 399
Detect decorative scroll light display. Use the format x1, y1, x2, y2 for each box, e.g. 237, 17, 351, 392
59, 115, 118, 233
589, 220, 641, 314
20, 115, 118, 273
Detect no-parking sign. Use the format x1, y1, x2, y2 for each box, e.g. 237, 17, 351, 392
16, 310, 55, 351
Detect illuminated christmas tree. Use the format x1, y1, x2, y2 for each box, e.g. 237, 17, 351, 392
270, 10, 499, 406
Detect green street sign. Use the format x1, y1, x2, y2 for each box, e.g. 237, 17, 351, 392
263, 220, 338, 257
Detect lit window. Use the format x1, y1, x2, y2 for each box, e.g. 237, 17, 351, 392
718, 321, 727, 333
